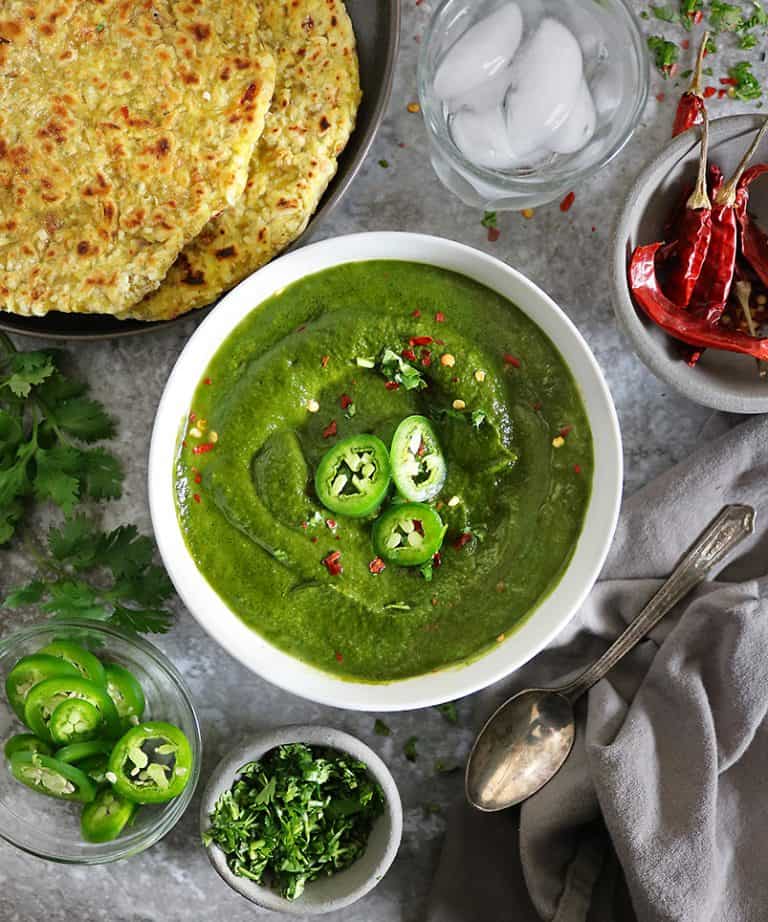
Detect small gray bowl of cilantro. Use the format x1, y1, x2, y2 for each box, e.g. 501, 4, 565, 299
200, 725, 403, 914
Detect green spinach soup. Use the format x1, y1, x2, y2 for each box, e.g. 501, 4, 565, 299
175, 261, 593, 682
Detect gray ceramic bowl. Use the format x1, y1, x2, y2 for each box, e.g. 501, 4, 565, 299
613, 114, 768, 413
200, 725, 402, 915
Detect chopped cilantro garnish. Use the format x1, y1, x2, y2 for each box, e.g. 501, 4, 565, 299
378, 159, 390, 168
742, 0, 768, 27
203, 744, 385, 901
651, 4, 679, 22
703, 66, 714, 76
647, 36, 679, 75
378, 348, 427, 391
471, 408, 487, 429
709, 0, 743, 31
481, 211, 498, 229
729, 60, 763, 99
374, 719, 391, 736
640, 9, 650, 17
403, 736, 419, 762
680, 0, 702, 22
435, 701, 459, 724
680, 68, 693, 78
739, 32, 759, 47
419, 560, 434, 581
705, 35, 718, 53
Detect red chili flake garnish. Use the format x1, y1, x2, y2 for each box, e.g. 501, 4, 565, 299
533, 401, 542, 411
189, 412, 197, 423
434, 338, 445, 346
368, 557, 386, 575
413, 519, 425, 536
656, 92, 665, 102
703, 86, 717, 98
453, 532, 473, 550
559, 424, 573, 438
192, 442, 214, 455
335, 651, 344, 662
591, 226, 596, 233
451, 376, 459, 383
560, 191, 575, 212
322, 420, 338, 439
411, 309, 421, 318
385, 381, 400, 391
321, 354, 330, 368
435, 311, 446, 323
340, 394, 353, 410
720, 76, 738, 86
681, 38, 690, 49
693, 9, 703, 22
718, 88, 728, 99
433, 551, 442, 569
573, 464, 583, 474
409, 335, 433, 346
181, 440, 187, 448
296, 324, 307, 333
420, 349, 432, 368
401, 348, 417, 361
398, 141, 406, 148
194, 473, 202, 485
322, 550, 343, 576
203, 377, 212, 386
311, 536, 318, 544
326, 518, 337, 530
300, 521, 308, 530
193, 493, 201, 504
487, 226, 500, 242
503, 353, 521, 368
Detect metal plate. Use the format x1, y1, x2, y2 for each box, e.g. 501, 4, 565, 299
0, 0, 400, 341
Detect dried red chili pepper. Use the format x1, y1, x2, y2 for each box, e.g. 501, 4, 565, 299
665, 112, 712, 307
629, 242, 768, 359
733, 279, 768, 377
672, 32, 709, 137
690, 120, 768, 323
734, 164, 768, 288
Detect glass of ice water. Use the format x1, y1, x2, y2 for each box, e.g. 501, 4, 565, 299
418, 0, 649, 210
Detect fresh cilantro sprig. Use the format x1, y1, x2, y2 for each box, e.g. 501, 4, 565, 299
0, 334, 123, 543
729, 60, 763, 98
3, 515, 174, 634
204, 743, 385, 901
378, 347, 427, 391
709, 0, 744, 30
647, 35, 680, 76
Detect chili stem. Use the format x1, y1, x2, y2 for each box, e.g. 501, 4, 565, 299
716, 120, 768, 207
734, 280, 767, 377
688, 31, 710, 97
687, 108, 711, 210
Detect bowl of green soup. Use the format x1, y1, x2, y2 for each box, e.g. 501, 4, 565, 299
149, 232, 622, 710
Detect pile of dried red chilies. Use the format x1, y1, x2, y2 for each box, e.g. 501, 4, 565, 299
629, 31, 768, 374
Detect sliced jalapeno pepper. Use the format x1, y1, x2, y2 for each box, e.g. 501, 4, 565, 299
108, 721, 193, 804
49, 698, 104, 746
38, 641, 106, 686
390, 416, 447, 502
372, 502, 447, 566
314, 434, 391, 518
104, 663, 145, 728
78, 753, 111, 787
24, 676, 121, 744
10, 751, 96, 803
4, 733, 53, 761
81, 788, 137, 843
55, 739, 115, 765
5, 654, 79, 722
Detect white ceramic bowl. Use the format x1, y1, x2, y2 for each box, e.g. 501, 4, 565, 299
200, 725, 402, 915
149, 232, 623, 710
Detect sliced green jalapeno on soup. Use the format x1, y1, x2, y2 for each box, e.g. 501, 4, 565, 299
38, 641, 107, 686
24, 676, 121, 743
108, 721, 193, 804
4, 733, 53, 761
372, 502, 447, 566
390, 416, 446, 502
5, 654, 79, 722
104, 663, 145, 728
81, 788, 137, 843
55, 739, 115, 765
314, 434, 391, 517
49, 698, 104, 746
10, 751, 96, 803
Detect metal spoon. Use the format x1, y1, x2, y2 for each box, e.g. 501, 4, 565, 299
465, 504, 756, 812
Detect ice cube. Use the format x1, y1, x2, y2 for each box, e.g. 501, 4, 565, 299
449, 65, 515, 112
434, 3, 523, 101
548, 79, 596, 154
450, 105, 526, 170
592, 69, 622, 119
504, 18, 584, 159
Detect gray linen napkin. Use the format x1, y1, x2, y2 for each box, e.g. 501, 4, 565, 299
428, 416, 768, 922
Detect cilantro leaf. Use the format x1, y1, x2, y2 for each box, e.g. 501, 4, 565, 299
3, 580, 45, 608
404, 736, 419, 761
739, 31, 758, 47
709, 0, 743, 31
374, 719, 391, 736
378, 348, 427, 391
729, 61, 762, 100
3, 352, 55, 398
650, 4, 679, 22
33, 444, 82, 513
435, 701, 459, 724
435, 759, 461, 774
53, 397, 115, 442
110, 604, 173, 634
680, 0, 702, 24
647, 36, 679, 76
481, 211, 498, 229
80, 448, 123, 500
48, 514, 102, 569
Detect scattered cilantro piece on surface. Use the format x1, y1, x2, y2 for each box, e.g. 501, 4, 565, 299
651, 4, 679, 22
739, 31, 759, 47
481, 211, 498, 229
680, 0, 703, 25
705, 35, 718, 53
703, 66, 714, 76
742, 0, 768, 27
435, 702, 459, 724
709, 0, 743, 31
435, 759, 462, 775
419, 560, 434, 582
374, 719, 391, 736
471, 409, 487, 429
378, 159, 390, 168
378, 348, 427, 391
729, 60, 763, 99
2, 516, 174, 633
203, 743, 385, 901
403, 736, 419, 762
647, 36, 680, 76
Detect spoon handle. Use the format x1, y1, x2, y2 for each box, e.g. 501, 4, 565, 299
560, 504, 755, 704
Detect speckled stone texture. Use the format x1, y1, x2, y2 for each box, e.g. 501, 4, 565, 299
0, 2, 761, 919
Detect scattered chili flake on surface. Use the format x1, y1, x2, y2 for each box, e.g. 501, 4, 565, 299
323, 550, 343, 576
411, 308, 421, 318
401, 347, 417, 361
574, 463, 583, 474
559, 424, 573, 438
413, 519, 425, 536
300, 521, 308, 530
321, 354, 330, 368
533, 401, 542, 411
435, 311, 446, 322
335, 651, 344, 662
503, 353, 521, 368
296, 324, 307, 333
407, 101, 420, 113
311, 536, 318, 544
189, 412, 197, 423
385, 381, 400, 391
681, 39, 690, 50
560, 191, 575, 212
193, 493, 201, 504
322, 420, 338, 438
591, 226, 596, 233
496, 581, 506, 593
431, 598, 438, 607
693, 9, 703, 22
656, 92, 666, 102
521, 208, 535, 219
203, 377, 212, 385
369, 557, 386, 575
194, 472, 202, 485
703, 85, 717, 98
181, 440, 187, 448
410, 335, 433, 346
433, 551, 442, 569
420, 349, 432, 367
487, 226, 501, 242
718, 88, 728, 98
192, 442, 214, 455
326, 518, 337, 530
720, 76, 738, 86
340, 394, 353, 410
453, 532, 473, 550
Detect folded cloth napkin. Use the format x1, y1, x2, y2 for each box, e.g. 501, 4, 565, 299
428, 416, 768, 922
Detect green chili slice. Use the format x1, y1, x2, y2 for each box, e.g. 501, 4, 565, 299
104, 663, 145, 729
108, 721, 193, 804
81, 788, 137, 843
38, 641, 107, 686
5, 654, 79, 722
24, 676, 121, 743
314, 434, 391, 517
390, 416, 446, 502
55, 739, 115, 765
49, 698, 104, 746
372, 502, 447, 566
10, 751, 96, 803
4, 733, 53, 761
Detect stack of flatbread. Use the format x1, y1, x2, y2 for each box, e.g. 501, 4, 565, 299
0, 0, 360, 321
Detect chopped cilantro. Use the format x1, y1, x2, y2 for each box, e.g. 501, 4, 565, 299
680, 0, 703, 22
374, 719, 391, 736
481, 211, 498, 229
709, 0, 743, 31
419, 560, 434, 581
378, 348, 427, 391
640, 9, 650, 17
203, 743, 385, 901
680, 68, 693, 78
435, 701, 459, 724
705, 35, 718, 53
703, 66, 714, 76
739, 31, 759, 47
729, 60, 763, 100
434, 759, 462, 774
650, 4, 679, 21
403, 736, 419, 762
742, 0, 768, 27
647, 35, 679, 76
471, 408, 487, 429
378, 159, 390, 168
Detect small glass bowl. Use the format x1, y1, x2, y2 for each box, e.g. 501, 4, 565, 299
0, 619, 201, 863
418, 0, 649, 210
